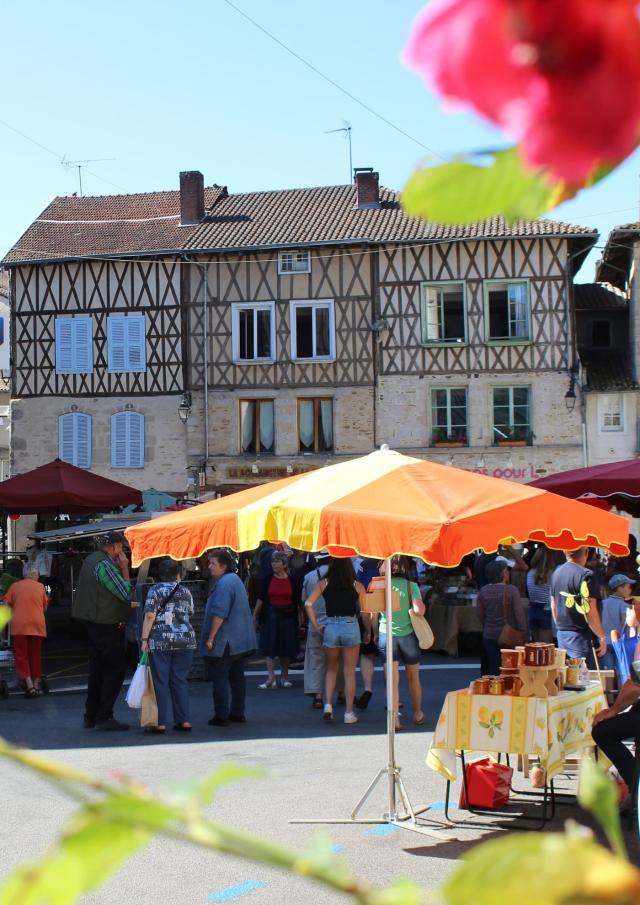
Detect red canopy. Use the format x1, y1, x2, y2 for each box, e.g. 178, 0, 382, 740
529, 457, 640, 517
0, 459, 143, 514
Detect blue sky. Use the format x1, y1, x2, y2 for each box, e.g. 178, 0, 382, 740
1, 0, 638, 280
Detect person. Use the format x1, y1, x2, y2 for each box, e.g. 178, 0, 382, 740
477, 559, 527, 675
355, 558, 381, 710
550, 547, 607, 668
2, 562, 48, 697
140, 558, 196, 734
606, 533, 638, 582
302, 555, 330, 709
253, 550, 299, 689
202, 549, 257, 727
599, 574, 636, 670
474, 545, 528, 589
0, 559, 24, 598
72, 531, 133, 731
526, 546, 563, 642
305, 556, 366, 724
377, 556, 426, 730
592, 676, 640, 803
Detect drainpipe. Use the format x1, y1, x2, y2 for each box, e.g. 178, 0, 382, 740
202, 262, 209, 463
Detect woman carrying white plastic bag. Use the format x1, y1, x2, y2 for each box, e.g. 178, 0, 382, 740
125, 651, 149, 709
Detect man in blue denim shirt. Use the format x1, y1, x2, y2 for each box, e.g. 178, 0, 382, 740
202, 549, 257, 727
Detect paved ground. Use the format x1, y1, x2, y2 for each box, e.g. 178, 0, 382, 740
0, 660, 635, 904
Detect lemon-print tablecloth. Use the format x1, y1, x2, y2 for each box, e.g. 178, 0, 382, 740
427, 683, 606, 782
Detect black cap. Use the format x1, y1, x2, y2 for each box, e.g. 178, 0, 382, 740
100, 531, 126, 546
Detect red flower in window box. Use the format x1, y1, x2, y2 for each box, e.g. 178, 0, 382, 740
404, 0, 640, 183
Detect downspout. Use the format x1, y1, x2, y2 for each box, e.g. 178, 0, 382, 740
202, 261, 209, 463
370, 247, 380, 449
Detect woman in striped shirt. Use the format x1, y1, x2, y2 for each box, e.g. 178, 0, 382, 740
526, 546, 564, 643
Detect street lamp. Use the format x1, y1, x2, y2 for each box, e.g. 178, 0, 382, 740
564, 378, 577, 413
177, 391, 192, 424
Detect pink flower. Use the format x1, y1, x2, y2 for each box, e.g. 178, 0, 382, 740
404, 0, 640, 183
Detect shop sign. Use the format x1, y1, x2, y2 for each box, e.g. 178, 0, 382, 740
226, 465, 320, 480
464, 463, 547, 481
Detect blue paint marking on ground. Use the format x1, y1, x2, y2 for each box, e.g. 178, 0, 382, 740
331, 844, 347, 853
206, 880, 266, 901
366, 824, 400, 837
428, 801, 447, 811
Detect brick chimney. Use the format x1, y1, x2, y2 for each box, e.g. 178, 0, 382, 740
179, 171, 205, 225
354, 167, 379, 209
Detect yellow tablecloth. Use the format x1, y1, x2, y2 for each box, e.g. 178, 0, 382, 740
427, 683, 606, 782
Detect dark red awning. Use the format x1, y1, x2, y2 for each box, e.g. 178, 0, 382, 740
0, 459, 143, 514
529, 457, 640, 516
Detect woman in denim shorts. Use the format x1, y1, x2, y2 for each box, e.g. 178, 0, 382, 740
305, 557, 367, 725
378, 556, 425, 730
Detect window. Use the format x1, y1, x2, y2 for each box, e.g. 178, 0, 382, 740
55, 317, 93, 374
592, 320, 612, 348
492, 387, 532, 443
485, 281, 530, 341
421, 282, 466, 344
58, 412, 92, 468
600, 394, 623, 432
279, 250, 311, 274
431, 388, 468, 444
298, 398, 333, 452
290, 300, 335, 360
239, 400, 275, 454
231, 303, 275, 362
111, 412, 145, 467
107, 315, 146, 372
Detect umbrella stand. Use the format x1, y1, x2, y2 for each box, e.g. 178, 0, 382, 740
290, 559, 446, 839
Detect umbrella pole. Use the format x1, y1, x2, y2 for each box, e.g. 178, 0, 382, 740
291, 558, 446, 839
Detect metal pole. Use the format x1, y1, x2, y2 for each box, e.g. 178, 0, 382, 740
384, 556, 397, 820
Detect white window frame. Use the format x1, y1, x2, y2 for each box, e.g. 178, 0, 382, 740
278, 250, 311, 275
492, 385, 532, 443
484, 279, 531, 343
58, 412, 92, 468
290, 299, 335, 361
111, 411, 145, 468
55, 317, 94, 374
421, 281, 467, 345
107, 315, 147, 373
599, 393, 624, 432
231, 302, 276, 363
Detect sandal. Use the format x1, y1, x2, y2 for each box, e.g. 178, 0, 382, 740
413, 712, 425, 726
258, 680, 277, 689
173, 723, 192, 732
312, 697, 324, 709
24, 687, 38, 699
144, 726, 166, 734
281, 680, 293, 689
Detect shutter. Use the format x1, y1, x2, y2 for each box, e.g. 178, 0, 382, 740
59, 413, 91, 468
55, 320, 74, 373
126, 317, 146, 372
111, 412, 128, 467
111, 412, 144, 467
73, 318, 93, 373
108, 317, 126, 371
128, 412, 144, 467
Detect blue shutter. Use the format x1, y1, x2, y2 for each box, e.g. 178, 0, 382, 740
108, 316, 146, 372
126, 317, 146, 372
108, 317, 126, 371
59, 413, 92, 468
111, 412, 144, 468
55, 318, 93, 374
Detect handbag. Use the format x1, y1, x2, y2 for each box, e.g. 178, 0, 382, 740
125, 650, 149, 710
140, 663, 158, 728
498, 585, 527, 648
406, 580, 434, 649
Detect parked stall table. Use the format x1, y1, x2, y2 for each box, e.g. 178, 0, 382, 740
427, 602, 482, 656
426, 683, 607, 824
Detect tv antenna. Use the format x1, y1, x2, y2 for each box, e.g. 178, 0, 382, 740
61, 156, 115, 196
324, 122, 352, 183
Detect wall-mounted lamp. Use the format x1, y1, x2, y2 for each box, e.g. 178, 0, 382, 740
177, 391, 192, 424
286, 464, 293, 474
564, 377, 577, 413
251, 461, 259, 475
476, 455, 485, 469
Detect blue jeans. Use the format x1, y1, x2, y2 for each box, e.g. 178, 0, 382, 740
323, 616, 361, 648
556, 630, 596, 669
205, 648, 248, 720
149, 648, 193, 727
378, 631, 421, 665
481, 638, 501, 675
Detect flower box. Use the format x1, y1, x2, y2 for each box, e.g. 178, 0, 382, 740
496, 440, 527, 447
434, 441, 465, 448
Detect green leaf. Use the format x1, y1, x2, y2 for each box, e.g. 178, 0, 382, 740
169, 763, 265, 810
442, 832, 640, 905
402, 148, 563, 225
0, 607, 11, 632
368, 878, 423, 905
578, 754, 626, 860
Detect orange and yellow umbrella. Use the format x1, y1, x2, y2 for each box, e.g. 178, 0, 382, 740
126, 448, 629, 565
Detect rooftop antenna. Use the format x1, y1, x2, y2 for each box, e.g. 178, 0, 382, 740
324, 121, 352, 183
61, 156, 115, 196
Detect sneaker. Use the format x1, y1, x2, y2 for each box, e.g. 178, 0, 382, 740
95, 718, 130, 732
344, 711, 358, 725
323, 704, 334, 721
355, 690, 372, 710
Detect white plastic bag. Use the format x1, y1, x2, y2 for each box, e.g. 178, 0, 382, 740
126, 652, 149, 710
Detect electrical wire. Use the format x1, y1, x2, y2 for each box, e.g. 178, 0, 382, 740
220, 0, 445, 161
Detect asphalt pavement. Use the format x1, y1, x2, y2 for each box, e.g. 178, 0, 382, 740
0, 659, 635, 904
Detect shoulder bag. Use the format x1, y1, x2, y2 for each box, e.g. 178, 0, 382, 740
498, 585, 527, 648
407, 579, 434, 650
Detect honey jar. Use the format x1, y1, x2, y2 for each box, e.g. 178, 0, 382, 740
471, 678, 490, 694
501, 649, 520, 669
489, 676, 505, 695
503, 675, 522, 696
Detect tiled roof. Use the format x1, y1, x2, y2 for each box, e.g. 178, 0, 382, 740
574, 282, 628, 310
596, 223, 640, 289
580, 348, 638, 391
2, 181, 597, 266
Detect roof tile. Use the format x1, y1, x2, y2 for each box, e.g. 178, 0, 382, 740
574, 282, 628, 310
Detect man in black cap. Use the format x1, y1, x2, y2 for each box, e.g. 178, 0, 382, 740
72, 532, 133, 730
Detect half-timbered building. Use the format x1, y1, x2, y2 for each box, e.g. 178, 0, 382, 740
2, 168, 596, 511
